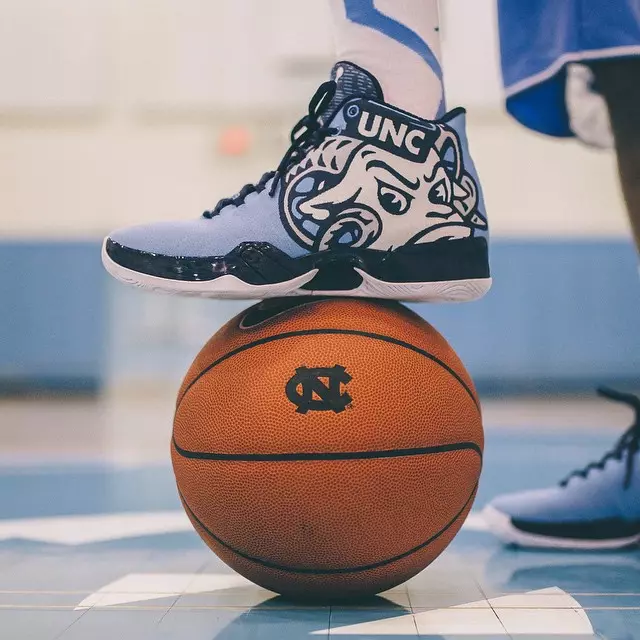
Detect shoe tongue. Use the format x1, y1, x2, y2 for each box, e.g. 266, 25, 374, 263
320, 61, 384, 124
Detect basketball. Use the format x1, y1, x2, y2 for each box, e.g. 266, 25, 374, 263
172, 298, 483, 600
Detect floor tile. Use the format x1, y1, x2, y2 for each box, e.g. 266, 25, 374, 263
406, 554, 487, 597
173, 588, 279, 609
0, 609, 84, 640
245, 607, 331, 638
0, 552, 153, 591
57, 609, 166, 640
414, 607, 505, 636
476, 548, 640, 598
493, 607, 594, 636
329, 608, 417, 637
500, 636, 596, 640
588, 609, 640, 640
408, 589, 489, 610
487, 586, 590, 609
417, 637, 509, 640
90, 592, 179, 610
154, 608, 248, 639
578, 594, 640, 609
330, 591, 411, 609
157, 606, 330, 640
74, 570, 249, 609
143, 549, 212, 574
0, 592, 85, 608
0, 551, 23, 571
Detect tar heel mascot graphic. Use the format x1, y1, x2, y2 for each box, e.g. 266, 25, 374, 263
281, 99, 487, 252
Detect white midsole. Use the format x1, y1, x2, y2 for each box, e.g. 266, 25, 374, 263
101, 241, 492, 303
482, 504, 640, 551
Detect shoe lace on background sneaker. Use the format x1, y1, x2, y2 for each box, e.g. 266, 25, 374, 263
560, 387, 640, 490
203, 80, 337, 219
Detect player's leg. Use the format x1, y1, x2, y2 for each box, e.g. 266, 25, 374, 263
485, 1, 640, 550
102, 1, 490, 302
590, 56, 640, 249
328, 0, 445, 119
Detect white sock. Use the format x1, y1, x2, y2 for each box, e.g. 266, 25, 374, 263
328, 0, 445, 119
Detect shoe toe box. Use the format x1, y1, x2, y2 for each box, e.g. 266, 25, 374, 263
487, 479, 625, 524
105, 189, 305, 260
488, 488, 565, 521
107, 219, 230, 258
486, 483, 616, 524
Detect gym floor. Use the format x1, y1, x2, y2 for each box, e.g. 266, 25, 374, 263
0, 395, 639, 639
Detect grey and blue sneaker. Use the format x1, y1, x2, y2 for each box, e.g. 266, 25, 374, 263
102, 62, 490, 301
484, 388, 640, 550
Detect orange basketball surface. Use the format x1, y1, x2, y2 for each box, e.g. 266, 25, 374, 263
172, 298, 483, 600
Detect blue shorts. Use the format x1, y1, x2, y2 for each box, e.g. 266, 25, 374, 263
498, 0, 640, 138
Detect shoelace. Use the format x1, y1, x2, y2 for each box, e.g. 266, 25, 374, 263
203, 80, 338, 219
203, 172, 275, 219
560, 387, 640, 490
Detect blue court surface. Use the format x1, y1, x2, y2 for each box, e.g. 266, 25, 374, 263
0, 397, 639, 640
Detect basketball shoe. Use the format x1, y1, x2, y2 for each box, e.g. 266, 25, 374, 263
483, 388, 640, 550
102, 62, 490, 301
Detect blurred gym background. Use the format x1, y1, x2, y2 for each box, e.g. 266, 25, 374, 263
1, 0, 639, 463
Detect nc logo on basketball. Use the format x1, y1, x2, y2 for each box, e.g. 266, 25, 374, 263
285, 365, 352, 414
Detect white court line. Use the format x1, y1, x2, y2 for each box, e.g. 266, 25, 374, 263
0, 510, 490, 545
0, 512, 192, 545
321, 588, 594, 636
77, 574, 595, 638
75, 573, 263, 609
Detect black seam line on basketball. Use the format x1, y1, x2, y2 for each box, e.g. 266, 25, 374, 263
176, 329, 479, 411
172, 435, 482, 462
177, 482, 478, 575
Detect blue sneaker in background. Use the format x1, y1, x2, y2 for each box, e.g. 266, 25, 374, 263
102, 62, 490, 302
484, 388, 640, 550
